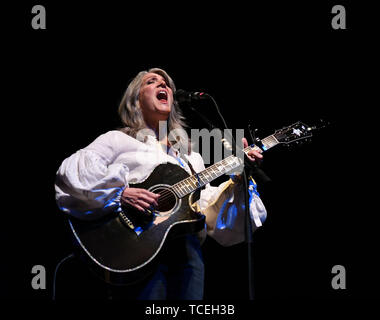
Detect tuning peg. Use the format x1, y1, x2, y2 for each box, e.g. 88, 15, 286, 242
247, 123, 259, 143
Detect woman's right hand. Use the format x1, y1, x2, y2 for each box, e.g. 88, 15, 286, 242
121, 187, 160, 212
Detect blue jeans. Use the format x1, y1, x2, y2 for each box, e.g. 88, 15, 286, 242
135, 234, 205, 300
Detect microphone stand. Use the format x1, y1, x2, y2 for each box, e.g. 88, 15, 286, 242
188, 96, 255, 300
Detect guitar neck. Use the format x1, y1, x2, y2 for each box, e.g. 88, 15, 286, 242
172, 134, 279, 198
260, 134, 280, 151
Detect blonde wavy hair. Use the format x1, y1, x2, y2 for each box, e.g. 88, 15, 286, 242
118, 68, 188, 147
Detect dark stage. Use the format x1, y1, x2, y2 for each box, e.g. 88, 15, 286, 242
2, 1, 378, 302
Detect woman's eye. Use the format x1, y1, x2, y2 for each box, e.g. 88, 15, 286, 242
146, 78, 168, 86
147, 78, 158, 85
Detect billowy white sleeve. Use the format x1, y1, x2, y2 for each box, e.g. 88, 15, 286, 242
55, 131, 129, 220
188, 152, 267, 247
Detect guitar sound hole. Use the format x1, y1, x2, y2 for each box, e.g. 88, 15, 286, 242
149, 185, 179, 216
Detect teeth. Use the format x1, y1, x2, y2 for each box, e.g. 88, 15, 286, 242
157, 90, 168, 100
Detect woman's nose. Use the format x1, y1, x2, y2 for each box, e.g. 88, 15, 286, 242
158, 80, 167, 88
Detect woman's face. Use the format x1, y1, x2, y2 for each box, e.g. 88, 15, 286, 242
138, 72, 173, 128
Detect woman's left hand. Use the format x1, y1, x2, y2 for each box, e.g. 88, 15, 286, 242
242, 137, 263, 163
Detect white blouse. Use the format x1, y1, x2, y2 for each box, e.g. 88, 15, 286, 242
55, 130, 267, 246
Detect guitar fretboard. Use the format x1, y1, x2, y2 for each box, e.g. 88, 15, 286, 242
172, 135, 279, 198
172, 155, 241, 198
261, 135, 279, 151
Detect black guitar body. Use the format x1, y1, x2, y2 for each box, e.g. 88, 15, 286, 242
68, 163, 205, 285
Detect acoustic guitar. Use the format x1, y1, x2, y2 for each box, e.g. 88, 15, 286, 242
68, 122, 314, 285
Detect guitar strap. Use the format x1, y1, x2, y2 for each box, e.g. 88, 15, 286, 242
186, 158, 197, 176
175, 152, 196, 175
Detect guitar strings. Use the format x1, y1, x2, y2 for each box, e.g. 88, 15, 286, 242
136, 145, 257, 207
151, 147, 255, 204
134, 135, 304, 211
135, 136, 302, 207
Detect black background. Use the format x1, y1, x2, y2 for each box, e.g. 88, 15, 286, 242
2, 1, 378, 301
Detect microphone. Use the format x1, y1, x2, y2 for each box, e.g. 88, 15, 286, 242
175, 89, 208, 104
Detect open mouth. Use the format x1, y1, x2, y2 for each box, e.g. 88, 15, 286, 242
156, 90, 168, 104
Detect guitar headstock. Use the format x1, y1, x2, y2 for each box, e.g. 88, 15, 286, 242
273, 121, 313, 146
